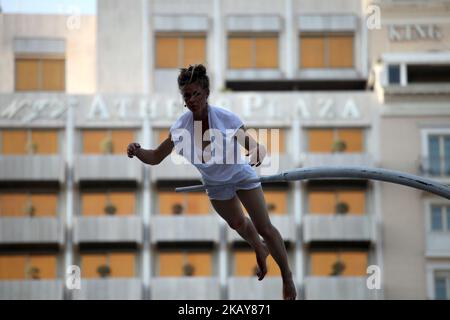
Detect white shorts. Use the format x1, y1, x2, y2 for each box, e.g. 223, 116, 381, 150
202, 168, 261, 201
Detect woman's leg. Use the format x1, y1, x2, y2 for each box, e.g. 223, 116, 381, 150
236, 186, 297, 300
210, 196, 270, 280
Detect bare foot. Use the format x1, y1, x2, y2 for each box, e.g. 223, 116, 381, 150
255, 244, 269, 281
283, 279, 297, 300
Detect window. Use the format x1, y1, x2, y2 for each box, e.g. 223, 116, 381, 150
300, 34, 353, 69
388, 64, 401, 84
81, 252, 135, 278
0, 254, 57, 280
81, 191, 135, 216
15, 58, 65, 91
1, 130, 58, 155
427, 135, 450, 176
241, 128, 286, 155
408, 65, 450, 84
233, 249, 280, 277
228, 35, 278, 69
155, 34, 206, 68
158, 192, 210, 215
82, 129, 135, 155
158, 251, 212, 277
239, 191, 288, 216
434, 271, 450, 300
430, 205, 450, 232
0, 193, 58, 217
308, 190, 365, 215
310, 251, 368, 276
307, 128, 364, 153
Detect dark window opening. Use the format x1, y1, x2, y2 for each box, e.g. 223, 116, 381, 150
407, 65, 450, 83
388, 64, 401, 84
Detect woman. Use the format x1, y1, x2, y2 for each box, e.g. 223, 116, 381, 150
127, 64, 296, 300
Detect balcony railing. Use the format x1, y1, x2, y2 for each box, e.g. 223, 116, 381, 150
426, 231, 450, 257
0, 155, 63, 181
304, 276, 380, 300
303, 214, 375, 243
0, 217, 62, 244
72, 278, 142, 300
75, 155, 142, 181
301, 153, 374, 168
228, 277, 283, 300
0, 280, 63, 300
73, 216, 143, 243
150, 277, 221, 300
151, 215, 220, 243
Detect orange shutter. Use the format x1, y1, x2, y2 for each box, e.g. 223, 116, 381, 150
109, 192, 135, 216
337, 191, 365, 215
228, 37, 252, 69
337, 129, 363, 153
186, 252, 211, 276
186, 193, 210, 215
234, 251, 256, 276
264, 191, 287, 215
28, 255, 57, 279
81, 193, 107, 216
307, 129, 334, 152
159, 192, 185, 215
310, 252, 337, 276
31, 194, 58, 217
15, 59, 39, 91
255, 37, 278, 68
309, 191, 336, 214
81, 254, 108, 278
159, 252, 184, 276
156, 37, 179, 68
340, 252, 367, 276
183, 37, 206, 67
159, 129, 170, 144
329, 35, 353, 68
42, 59, 65, 91
300, 36, 325, 68
111, 130, 135, 155
82, 130, 108, 154
31, 130, 58, 154
1, 130, 28, 155
0, 193, 28, 217
0, 255, 27, 280
109, 253, 135, 277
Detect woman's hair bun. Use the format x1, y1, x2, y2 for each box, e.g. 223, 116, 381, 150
189, 64, 206, 76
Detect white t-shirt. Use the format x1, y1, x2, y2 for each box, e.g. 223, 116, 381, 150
170, 104, 255, 182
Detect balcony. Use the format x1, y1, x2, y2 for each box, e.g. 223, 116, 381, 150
150, 277, 221, 300
72, 278, 142, 300
304, 277, 380, 300
151, 154, 202, 181
228, 277, 282, 300
426, 232, 450, 257
419, 157, 450, 184
73, 216, 142, 243
301, 153, 374, 168
0, 280, 63, 299
253, 154, 294, 176
303, 215, 375, 243
228, 215, 296, 242
0, 217, 62, 244
0, 155, 63, 182
75, 155, 142, 182
151, 215, 220, 243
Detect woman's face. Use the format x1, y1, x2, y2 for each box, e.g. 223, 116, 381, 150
181, 82, 209, 116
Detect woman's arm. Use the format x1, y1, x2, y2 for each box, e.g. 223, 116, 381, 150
234, 125, 266, 167
127, 135, 174, 165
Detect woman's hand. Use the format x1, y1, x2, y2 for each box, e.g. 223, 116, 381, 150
127, 142, 141, 158
246, 143, 266, 167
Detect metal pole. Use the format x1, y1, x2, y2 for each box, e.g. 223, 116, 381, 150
175, 166, 450, 200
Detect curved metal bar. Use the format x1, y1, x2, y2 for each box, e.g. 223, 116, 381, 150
175, 166, 450, 200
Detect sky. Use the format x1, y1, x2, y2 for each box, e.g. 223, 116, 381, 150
1, 0, 96, 15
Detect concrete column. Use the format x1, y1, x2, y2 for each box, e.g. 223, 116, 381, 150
142, 117, 152, 298
213, 0, 225, 92
285, 0, 295, 79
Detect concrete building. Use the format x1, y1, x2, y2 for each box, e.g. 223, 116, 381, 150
0, 0, 449, 300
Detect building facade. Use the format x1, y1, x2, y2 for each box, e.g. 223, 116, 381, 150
0, 0, 449, 300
